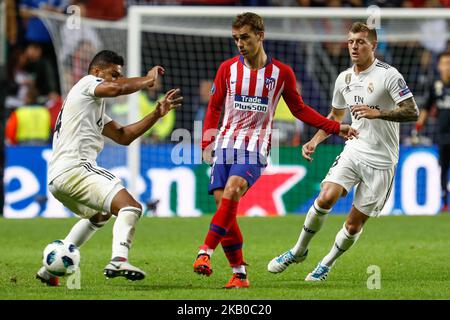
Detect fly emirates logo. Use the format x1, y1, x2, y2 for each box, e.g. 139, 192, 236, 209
234, 95, 268, 113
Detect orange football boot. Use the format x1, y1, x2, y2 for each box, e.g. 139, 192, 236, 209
223, 273, 249, 289
193, 254, 213, 276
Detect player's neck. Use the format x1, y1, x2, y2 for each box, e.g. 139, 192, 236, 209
244, 49, 267, 70
354, 57, 376, 75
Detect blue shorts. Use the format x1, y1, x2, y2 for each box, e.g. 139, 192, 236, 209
208, 149, 267, 195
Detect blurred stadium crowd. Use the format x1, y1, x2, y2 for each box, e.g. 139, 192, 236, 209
3, 0, 449, 146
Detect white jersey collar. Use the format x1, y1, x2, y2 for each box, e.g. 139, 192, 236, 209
352, 58, 378, 76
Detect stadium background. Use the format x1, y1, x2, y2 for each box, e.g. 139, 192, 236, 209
2, 0, 449, 218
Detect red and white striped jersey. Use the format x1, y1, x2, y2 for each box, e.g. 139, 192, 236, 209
202, 55, 340, 156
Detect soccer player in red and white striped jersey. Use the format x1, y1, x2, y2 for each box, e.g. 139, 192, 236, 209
193, 12, 358, 289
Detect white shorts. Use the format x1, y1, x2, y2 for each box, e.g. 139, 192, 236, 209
322, 149, 395, 217
49, 163, 125, 219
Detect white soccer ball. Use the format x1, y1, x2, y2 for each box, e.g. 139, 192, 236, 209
43, 240, 80, 276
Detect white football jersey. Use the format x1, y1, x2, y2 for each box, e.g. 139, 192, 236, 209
332, 59, 414, 169
48, 75, 113, 183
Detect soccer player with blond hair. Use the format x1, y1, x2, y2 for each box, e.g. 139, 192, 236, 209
268, 22, 419, 281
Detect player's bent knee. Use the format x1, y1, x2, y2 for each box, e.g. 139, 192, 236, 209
317, 186, 342, 209
345, 222, 363, 236
223, 186, 242, 199
316, 194, 337, 210
131, 201, 143, 212
89, 211, 112, 226
224, 182, 248, 200
224, 186, 238, 195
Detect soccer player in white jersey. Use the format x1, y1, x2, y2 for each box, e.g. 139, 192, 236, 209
36, 50, 182, 286
193, 12, 358, 289
268, 22, 419, 281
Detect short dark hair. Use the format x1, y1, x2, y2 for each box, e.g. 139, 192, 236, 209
232, 12, 264, 34
88, 50, 124, 73
349, 22, 377, 42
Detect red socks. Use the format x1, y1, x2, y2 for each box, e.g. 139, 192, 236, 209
221, 220, 244, 267
204, 198, 239, 250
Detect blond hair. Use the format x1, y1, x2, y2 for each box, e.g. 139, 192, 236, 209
349, 22, 377, 42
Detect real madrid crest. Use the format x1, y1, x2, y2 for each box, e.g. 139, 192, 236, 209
345, 73, 352, 85
368, 82, 374, 94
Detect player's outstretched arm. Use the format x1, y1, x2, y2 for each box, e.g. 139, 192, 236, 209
283, 66, 357, 140
351, 97, 419, 122
302, 107, 356, 162
94, 66, 165, 98
102, 89, 182, 145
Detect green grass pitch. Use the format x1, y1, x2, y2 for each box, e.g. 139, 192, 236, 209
1, 215, 449, 300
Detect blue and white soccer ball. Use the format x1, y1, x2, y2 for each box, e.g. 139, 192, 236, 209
43, 240, 80, 276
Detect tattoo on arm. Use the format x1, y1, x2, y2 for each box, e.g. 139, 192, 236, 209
378, 97, 419, 122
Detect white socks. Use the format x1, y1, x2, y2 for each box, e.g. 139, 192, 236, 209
112, 207, 142, 260
321, 223, 363, 267
65, 218, 107, 247
291, 200, 330, 256
198, 247, 214, 257
232, 265, 246, 275
64, 207, 142, 262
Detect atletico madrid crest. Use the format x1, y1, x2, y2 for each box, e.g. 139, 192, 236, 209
265, 77, 276, 91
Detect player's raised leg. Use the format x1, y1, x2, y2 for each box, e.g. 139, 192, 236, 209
66, 212, 112, 247
104, 188, 145, 281
305, 206, 368, 281
268, 182, 343, 273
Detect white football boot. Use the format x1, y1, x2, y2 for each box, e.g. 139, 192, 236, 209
103, 260, 146, 281
267, 249, 308, 273
36, 266, 60, 286
305, 261, 332, 281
